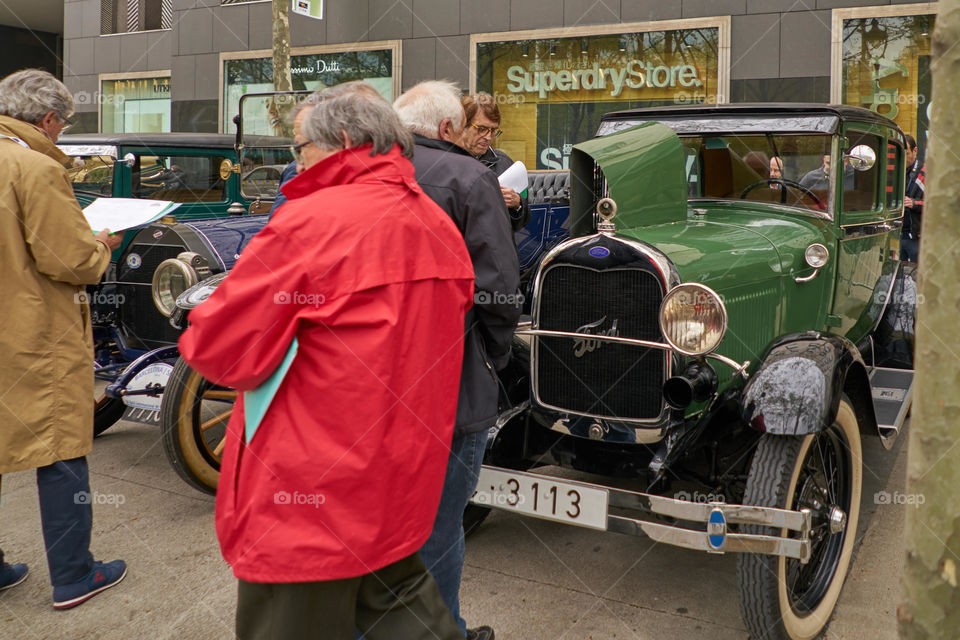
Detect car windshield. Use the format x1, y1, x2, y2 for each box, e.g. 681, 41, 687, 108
65, 155, 116, 197
681, 134, 833, 214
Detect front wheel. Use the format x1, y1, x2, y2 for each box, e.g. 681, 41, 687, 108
159, 358, 236, 494
737, 397, 863, 640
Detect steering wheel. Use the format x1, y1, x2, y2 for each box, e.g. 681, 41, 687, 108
739, 178, 823, 207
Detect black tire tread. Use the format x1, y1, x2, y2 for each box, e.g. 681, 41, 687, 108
94, 397, 127, 437
159, 358, 218, 495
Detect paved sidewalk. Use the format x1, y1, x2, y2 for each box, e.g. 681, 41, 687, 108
0, 418, 907, 640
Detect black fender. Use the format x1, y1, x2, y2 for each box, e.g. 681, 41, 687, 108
740, 332, 878, 437
105, 346, 180, 399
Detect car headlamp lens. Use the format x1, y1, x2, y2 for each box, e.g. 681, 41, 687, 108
805, 243, 829, 269
152, 258, 198, 317
659, 284, 728, 356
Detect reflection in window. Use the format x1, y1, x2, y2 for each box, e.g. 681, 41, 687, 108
133, 155, 227, 203
682, 134, 832, 213
101, 0, 172, 34
102, 78, 171, 133
66, 155, 116, 196
843, 133, 882, 213
842, 15, 933, 154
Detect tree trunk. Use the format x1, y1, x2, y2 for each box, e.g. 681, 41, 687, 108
899, 2, 960, 637
269, 0, 293, 136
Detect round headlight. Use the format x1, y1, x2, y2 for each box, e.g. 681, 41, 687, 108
152, 258, 198, 317
659, 284, 728, 356
805, 243, 829, 269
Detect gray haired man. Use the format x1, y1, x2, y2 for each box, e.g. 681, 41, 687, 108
394, 80, 522, 640
0, 68, 126, 609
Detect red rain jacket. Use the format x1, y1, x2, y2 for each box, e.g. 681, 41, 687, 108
179, 145, 474, 583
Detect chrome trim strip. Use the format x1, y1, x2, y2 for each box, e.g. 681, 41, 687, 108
840, 219, 901, 239
518, 329, 750, 378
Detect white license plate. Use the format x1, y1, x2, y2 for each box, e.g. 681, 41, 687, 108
471, 467, 609, 531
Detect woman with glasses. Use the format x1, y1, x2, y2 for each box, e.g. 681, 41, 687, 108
459, 93, 529, 231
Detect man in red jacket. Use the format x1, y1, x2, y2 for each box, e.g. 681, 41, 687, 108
179, 81, 474, 640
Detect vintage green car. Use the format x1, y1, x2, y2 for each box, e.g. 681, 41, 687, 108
469, 104, 915, 640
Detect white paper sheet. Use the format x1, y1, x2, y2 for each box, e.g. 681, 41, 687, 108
82, 198, 181, 233
498, 161, 529, 194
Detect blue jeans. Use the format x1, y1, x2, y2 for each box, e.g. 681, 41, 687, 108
418, 430, 487, 635
0, 457, 94, 586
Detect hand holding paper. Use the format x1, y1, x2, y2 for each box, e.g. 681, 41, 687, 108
498, 161, 528, 194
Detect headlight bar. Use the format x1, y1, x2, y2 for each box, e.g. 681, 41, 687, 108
515, 328, 750, 379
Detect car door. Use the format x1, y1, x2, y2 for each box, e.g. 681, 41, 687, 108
831, 125, 898, 344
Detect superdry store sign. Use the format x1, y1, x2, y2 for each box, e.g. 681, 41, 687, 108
476, 27, 721, 170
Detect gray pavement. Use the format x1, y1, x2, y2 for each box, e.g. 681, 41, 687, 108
0, 417, 907, 640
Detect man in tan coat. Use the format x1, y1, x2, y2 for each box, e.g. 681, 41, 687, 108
0, 69, 127, 609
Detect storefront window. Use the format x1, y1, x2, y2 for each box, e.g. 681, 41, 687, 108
841, 14, 933, 153
101, 77, 171, 133
223, 49, 395, 134
476, 27, 721, 170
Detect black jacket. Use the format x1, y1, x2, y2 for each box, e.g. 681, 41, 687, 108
411, 135, 522, 436
903, 160, 925, 238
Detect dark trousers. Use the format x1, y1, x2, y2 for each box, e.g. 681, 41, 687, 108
0, 457, 95, 586
237, 553, 463, 640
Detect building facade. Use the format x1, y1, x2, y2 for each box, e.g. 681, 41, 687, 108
63, 0, 937, 168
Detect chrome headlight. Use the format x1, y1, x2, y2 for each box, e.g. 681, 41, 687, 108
151, 252, 210, 317
659, 283, 728, 356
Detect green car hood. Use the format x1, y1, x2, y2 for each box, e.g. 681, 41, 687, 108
570, 121, 686, 236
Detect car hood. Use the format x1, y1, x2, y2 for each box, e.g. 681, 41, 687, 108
619, 208, 829, 290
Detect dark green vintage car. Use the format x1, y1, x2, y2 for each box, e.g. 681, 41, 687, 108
470, 104, 915, 640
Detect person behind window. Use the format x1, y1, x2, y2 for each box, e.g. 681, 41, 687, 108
459, 93, 530, 231
900, 134, 924, 263
800, 154, 831, 191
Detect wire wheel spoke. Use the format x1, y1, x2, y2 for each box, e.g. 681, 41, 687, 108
200, 408, 233, 432
203, 389, 237, 401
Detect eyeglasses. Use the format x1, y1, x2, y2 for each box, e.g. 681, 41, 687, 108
471, 123, 503, 138
290, 140, 312, 163
59, 114, 74, 134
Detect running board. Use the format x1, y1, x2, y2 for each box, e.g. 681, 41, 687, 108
869, 367, 913, 448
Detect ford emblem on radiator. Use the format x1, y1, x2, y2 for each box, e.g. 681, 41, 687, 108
588, 246, 610, 258
572, 316, 620, 358
707, 507, 727, 550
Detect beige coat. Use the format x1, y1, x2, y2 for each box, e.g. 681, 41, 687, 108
0, 115, 110, 474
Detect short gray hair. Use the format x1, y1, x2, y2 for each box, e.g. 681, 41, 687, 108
393, 80, 465, 140
300, 81, 413, 159
0, 69, 74, 125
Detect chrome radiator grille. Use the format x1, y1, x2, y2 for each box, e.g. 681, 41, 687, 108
535, 265, 666, 421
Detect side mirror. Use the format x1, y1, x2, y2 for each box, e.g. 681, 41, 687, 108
846, 145, 876, 172
123, 152, 136, 168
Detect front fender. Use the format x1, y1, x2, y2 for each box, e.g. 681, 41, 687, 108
105, 346, 180, 398
740, 332, 876, 436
